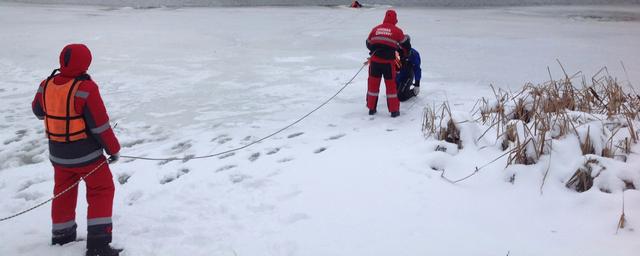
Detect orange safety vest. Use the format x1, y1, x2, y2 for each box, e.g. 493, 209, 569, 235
42, 74, 88, 143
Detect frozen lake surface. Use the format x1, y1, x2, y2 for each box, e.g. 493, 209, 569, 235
0, 3, 639, 256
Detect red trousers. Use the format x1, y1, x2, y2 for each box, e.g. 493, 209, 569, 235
367, 60, 399, 113
52, 156, 114, 234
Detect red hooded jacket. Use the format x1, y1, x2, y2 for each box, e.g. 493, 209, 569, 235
32, 44, 121, 167
366, 10, 407, 61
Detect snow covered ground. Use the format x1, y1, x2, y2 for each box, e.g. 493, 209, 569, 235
1, 3, 639, 255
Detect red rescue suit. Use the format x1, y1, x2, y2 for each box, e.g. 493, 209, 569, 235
366, 10, 407, 114
32, 44, 121, 250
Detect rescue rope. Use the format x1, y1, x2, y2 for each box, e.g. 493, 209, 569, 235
0, 62, 367, 223
0, 160, 108, 222
120, 62, 368, 162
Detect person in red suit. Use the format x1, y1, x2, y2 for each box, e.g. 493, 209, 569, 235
32, 44, 122, 256
351, 1, 363, 8
366, 9, 408, 117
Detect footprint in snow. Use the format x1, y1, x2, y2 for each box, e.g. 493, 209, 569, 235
248, 152, 260, 162
14, 191, 44, 201
326, 134, 345, 140
171, 141, 192, 154
218, 152, 235, 159
218, 137, 232, 144
160, 168, 190, 184
158, 159, 173, 166
118, 173, 131, 185
287, 132, 304, 139
121, 139, 146, 148
314, 147, 327, 154
211, 134, 230, 143
229, 173, 250, 184
17, 177, 48, 192
278, 157, 294, 163
266, 147, 280, 155
216, 165, 237, 172
3, 129, 27, 145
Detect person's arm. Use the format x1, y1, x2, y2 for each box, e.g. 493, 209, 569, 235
76, 81, 121, 156
366, 28, 376, 55
412, 49, 422, 86
32, 80, 46, 120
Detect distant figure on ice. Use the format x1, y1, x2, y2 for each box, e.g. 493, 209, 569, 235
350, 1, 363, 8
366, 9, 407, 117
31, 44, 123, 256
396, 35, 422, 101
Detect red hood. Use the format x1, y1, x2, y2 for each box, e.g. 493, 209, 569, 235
383, 10, 397, 25
59, 44, 92, 78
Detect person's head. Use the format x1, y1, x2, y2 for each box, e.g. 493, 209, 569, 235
59, 44, 92, 77
383, 9, 397, 25
401, 34, 411, 49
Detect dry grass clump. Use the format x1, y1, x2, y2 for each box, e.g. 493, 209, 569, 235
423, 65, 640, 193
565, 158, 603, 192
422, 102, 462, 149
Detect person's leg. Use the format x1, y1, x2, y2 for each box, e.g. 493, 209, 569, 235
82, 158, 115, 251
51, 165, 80, 245
367, 62, 383, 113
382, 62, 400, 114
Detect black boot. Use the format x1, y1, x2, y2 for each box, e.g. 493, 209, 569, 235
368, 109, 377, 115
52, 224, 77, 246
86, 245, 123, 256
391, 111, 400, 118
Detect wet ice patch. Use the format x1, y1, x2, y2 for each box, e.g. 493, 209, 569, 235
567, 11, 640, 22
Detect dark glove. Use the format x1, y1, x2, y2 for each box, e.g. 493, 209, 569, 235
414, 80, 420, 87
107, 153, 120, 164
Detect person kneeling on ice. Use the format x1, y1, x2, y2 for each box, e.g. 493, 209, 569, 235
31, 44, 123, 256
396, 35, 422, 102
366, 9, 408, 117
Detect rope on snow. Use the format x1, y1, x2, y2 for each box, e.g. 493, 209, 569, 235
0, 62, 368, 222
